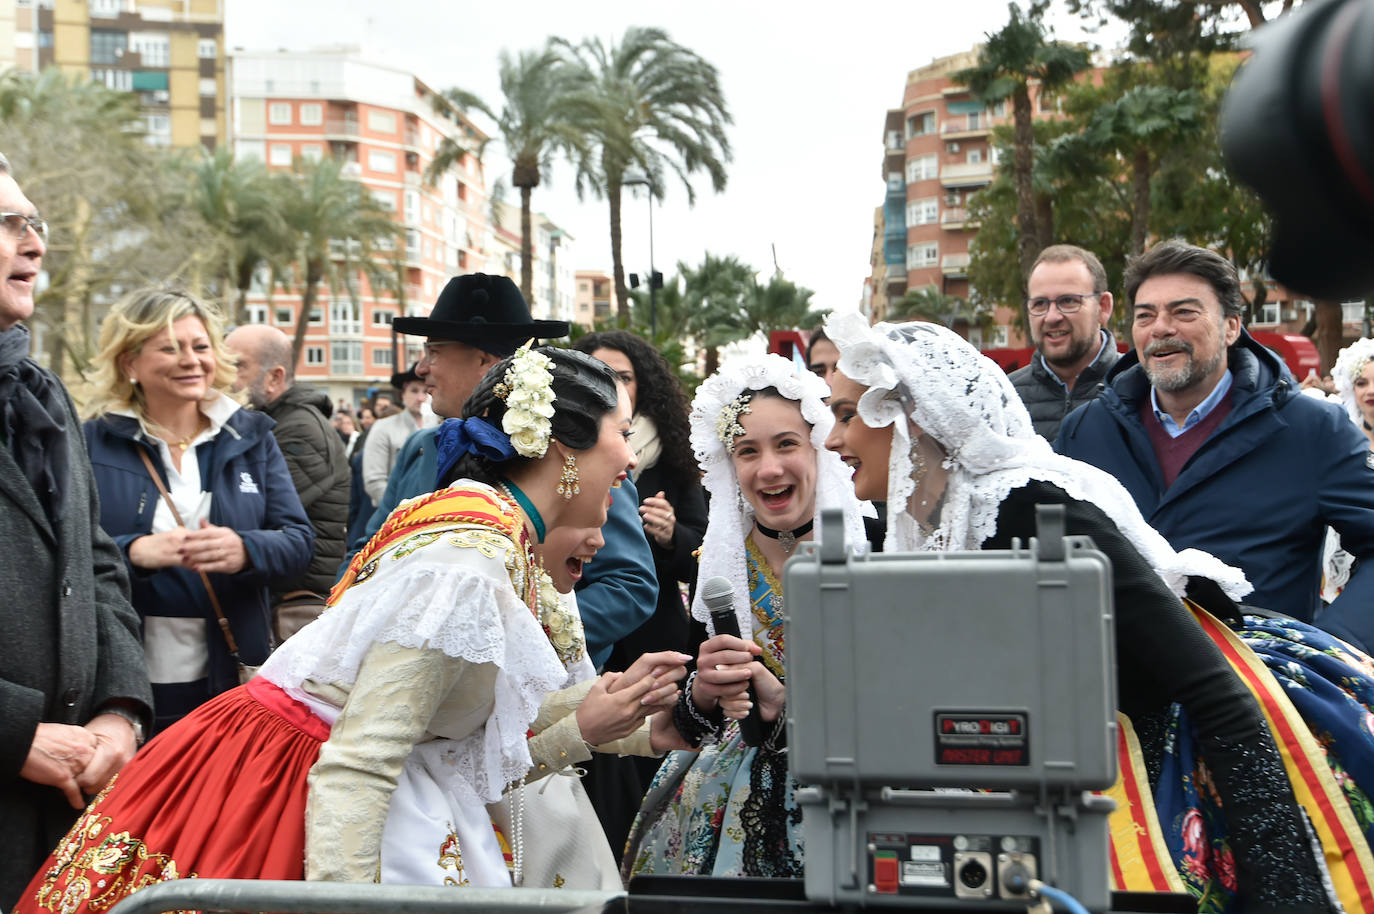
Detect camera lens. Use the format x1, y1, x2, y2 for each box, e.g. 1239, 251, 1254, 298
959, 859, 988, 889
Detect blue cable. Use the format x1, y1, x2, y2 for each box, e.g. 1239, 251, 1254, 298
1031, 881, 1092, 914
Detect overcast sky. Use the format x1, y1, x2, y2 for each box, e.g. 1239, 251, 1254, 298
225, 1, 1121, 312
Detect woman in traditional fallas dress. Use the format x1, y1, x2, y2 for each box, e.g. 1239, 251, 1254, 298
623, 354, 870, 878
20, 346, 691, 907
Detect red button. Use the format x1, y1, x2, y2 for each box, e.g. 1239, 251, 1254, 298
874, 855, 899, 893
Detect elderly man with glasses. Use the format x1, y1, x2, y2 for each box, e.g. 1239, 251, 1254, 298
1007, 244, 1122, 440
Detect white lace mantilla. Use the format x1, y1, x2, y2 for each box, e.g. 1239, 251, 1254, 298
824, 312, 1252, 601
260, 527, 569, 806
687, 353, 874, 638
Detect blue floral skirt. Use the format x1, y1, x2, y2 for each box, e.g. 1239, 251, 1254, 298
623, 721, 802, 878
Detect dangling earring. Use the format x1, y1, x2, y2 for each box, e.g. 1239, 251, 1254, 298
556, 454, 580, 500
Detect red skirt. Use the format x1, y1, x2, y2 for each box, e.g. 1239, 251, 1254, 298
17, 678, 330, 914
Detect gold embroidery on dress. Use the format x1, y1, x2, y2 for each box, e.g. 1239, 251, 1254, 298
437, 828, 470, 887
745, 534, 787, 680
445, 528, 515, 560
553, 874, 566, 888
34, 782, 195, 914
391, 530, 444, 559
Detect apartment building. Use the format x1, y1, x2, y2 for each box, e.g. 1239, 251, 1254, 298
573, 270, 616, 329
229, 45, 490, 405
876, 48, 1076, 349
1, 0, 226, 150
486, 199, 575, 325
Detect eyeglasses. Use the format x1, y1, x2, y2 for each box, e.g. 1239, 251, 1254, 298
0, 212, 48, 243
1025, 292, 1100, 316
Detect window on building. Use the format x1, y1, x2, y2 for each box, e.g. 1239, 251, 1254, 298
269, 144, 292, 166
305, 346, 325, 366
275, 307, 293, 325
198, 77, 216, 96
300, 144, 324, 161
367, 110, 397, 134
308, 307, 323, 325
907, 242, 939, 269
907, 111, 936, 138
92, 68, 132, 91
404, 190, 418, 223
1343, 301, 1365, 323
372, 310, 395, 326
330, 301, 361, 335
331, 341, 363, 375
967, 111, 981, 130
89, 0, 123, 17
372, 190, 396, 211
991, 100, 1007, 118
906, 154, 939, 183
368, 150, 396, 173
198, 38, 217, 59
90, 29, 126, 65
372, 348, 395, 367
907, 198, 939, 227
989, 325, 1010, 347
968, 148, 983, 164
129, 31, 169, 67
268, 103, 292, 125
245, 304, 267, 324
1258, 302, 1280, 324
143, 114, 171, 147
300, 103, 323, 126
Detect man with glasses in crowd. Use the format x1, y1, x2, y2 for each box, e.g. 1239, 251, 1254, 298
1008, 244, 1122, 440
1056, 239, 1374, 651
0, 153, 151, 907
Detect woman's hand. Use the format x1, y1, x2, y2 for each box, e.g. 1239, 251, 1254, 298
179, 519, 248, 574
576, 670, 668, 746
692, 634, 760, 712
605, 650, 690, 712
649, 710, 696, 754
639, 491, 676, 549
127, 529, 193, 569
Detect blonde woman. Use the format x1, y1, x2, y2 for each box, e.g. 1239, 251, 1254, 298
81, 288, 312, 733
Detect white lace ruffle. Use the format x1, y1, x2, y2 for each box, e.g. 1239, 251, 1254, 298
260, 535, 569, 806
825, 311, 1253, 602
686, 353, 874, 637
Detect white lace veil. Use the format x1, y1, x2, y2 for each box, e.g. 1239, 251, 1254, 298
689, 353, 873, 637
1333, 337, 1374, 426
824, 312, 1252, 600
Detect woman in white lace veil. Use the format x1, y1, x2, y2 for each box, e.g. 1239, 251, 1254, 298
822, 312, 1346, 913
622, 353, 869, 880
20, 348, 692, 908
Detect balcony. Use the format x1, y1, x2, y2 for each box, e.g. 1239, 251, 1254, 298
324, 119, 360, 138
940, 122, 992, 141
942, 253, 971, 277
940, 162, 994, 188
941, 208, 976, 230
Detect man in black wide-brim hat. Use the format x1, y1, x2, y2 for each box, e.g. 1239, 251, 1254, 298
339, 273, 657, 664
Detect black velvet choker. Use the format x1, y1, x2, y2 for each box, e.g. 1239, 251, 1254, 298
754, 518, 814, 555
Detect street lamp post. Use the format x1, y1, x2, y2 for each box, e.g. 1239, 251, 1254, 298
623, 170, 656, 337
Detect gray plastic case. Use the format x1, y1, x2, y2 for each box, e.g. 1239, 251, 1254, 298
784, 506, 1118, 909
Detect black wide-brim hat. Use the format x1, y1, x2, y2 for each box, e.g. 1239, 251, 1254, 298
390, 362, 422, 389
392, 273, 569, 354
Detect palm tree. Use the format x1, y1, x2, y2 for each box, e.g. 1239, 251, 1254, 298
954, 2, 1091, 278
740, 273, 828, 339
681, 253, 753, 376
189, 148, 291, 324
555, 27, 733, 320
1079, 84, 1202, 255
428, 46, 587, 307
277, 156, 401, 366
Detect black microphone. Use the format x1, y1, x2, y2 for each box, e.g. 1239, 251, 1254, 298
700, 575, 765, 746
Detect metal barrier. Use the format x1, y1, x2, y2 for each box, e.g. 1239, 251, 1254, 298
108, 880, 624, 914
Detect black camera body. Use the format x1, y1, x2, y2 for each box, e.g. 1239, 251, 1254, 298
1222, 0, 1374, 301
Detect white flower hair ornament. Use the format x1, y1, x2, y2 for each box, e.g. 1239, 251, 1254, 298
823, 310, 1252, 601
1333, 337, 1374, 426
689, 353, 873, 638
493, 347, 556, 458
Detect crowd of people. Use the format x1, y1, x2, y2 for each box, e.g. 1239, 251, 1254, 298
8, 142, 1374, 914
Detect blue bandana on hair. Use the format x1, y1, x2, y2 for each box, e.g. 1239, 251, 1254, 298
435, 416, 518, 486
